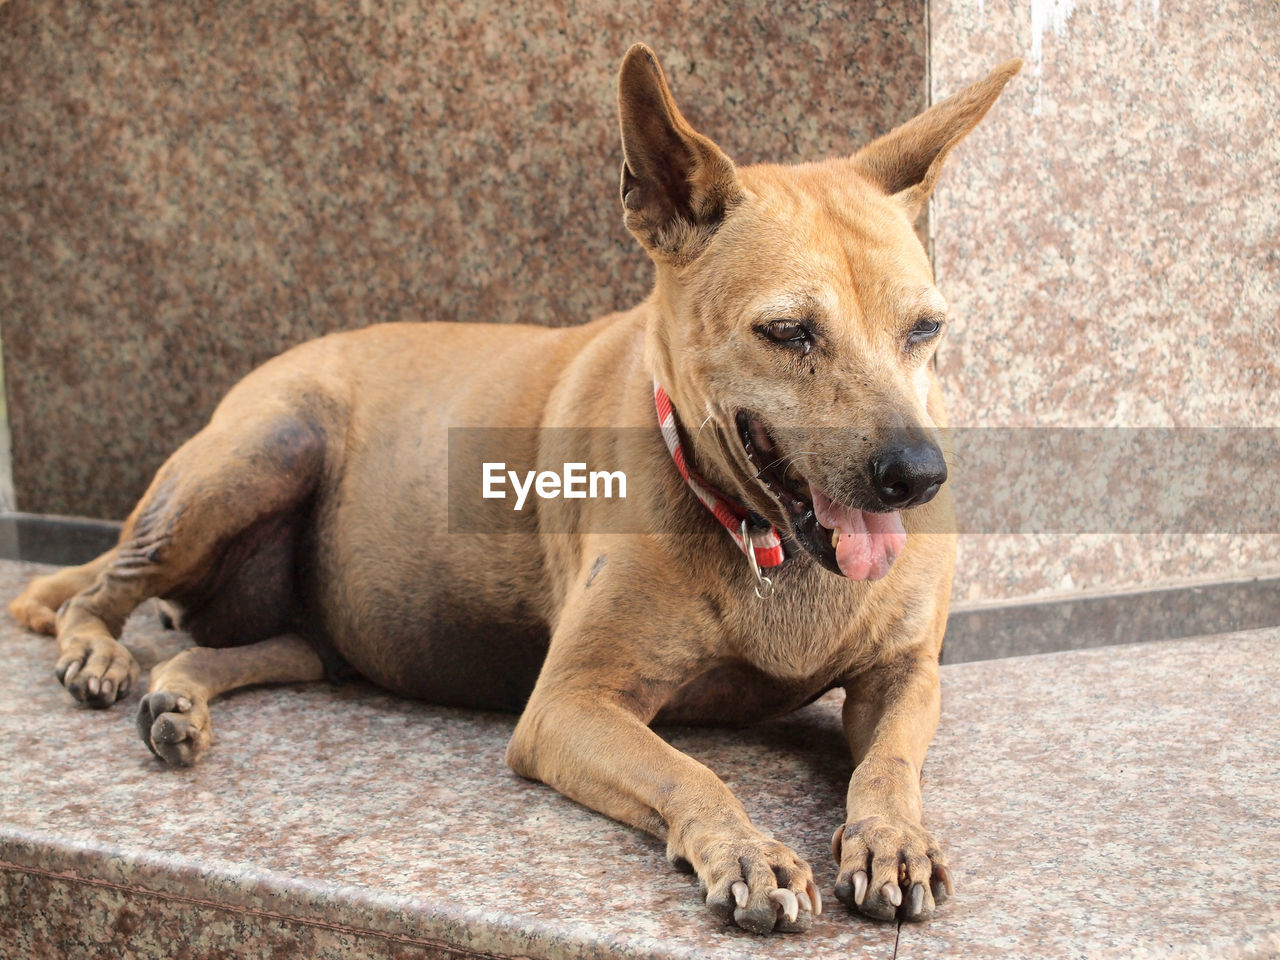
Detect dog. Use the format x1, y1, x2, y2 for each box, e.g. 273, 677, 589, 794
10, 45, 1020, 934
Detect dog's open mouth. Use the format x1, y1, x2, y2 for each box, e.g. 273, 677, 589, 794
736, 412, 906, 581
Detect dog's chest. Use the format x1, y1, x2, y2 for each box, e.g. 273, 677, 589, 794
720, 585, 874, 676
700, 573, 930, 694
643, 608, 848, 727
654, 659, 831, 725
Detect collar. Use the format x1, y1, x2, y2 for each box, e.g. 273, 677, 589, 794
653, 382, 786, 569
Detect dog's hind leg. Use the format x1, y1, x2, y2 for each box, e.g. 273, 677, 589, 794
9, 549, 116, 636
50, 386, 329, 709
136, 634, 325, 766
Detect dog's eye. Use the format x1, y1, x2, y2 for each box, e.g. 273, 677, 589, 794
907, 317, 944, 345
759, 320, 814, 354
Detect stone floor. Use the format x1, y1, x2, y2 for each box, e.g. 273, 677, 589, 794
1, 558, 1277, 959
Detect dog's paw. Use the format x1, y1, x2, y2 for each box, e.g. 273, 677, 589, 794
10, 588, 59, 635
54, 632, 139, 708
136, 690, 212, 766
831, 815, 951, 922
684, 832, 821, 934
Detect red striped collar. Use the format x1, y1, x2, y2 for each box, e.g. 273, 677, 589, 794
653, 382, 786, 569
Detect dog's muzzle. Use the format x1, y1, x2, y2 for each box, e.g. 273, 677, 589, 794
737, 415, 945, 581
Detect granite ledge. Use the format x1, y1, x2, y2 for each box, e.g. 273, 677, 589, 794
0, 559, 1277, 959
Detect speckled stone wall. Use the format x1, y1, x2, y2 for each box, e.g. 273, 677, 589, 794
929, 0, 1280, 602
0, 0, 924, 518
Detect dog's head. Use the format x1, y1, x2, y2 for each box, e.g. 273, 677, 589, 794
621, 44, 1020, 581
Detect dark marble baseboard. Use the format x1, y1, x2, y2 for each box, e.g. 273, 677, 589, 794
941, 576, 1280, 664
0, 512, 122, 567
5, 511, 1277, 664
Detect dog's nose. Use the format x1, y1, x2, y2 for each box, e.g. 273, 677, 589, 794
870, 441, 948, 509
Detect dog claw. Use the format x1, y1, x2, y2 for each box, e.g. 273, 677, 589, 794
932, 863, 953, 902
807, 880, 822, 916
854, 870, 868, 905
769, 888, 799, 923
795, 889, 812, 915
830, 823, 844, 862
909, 882, 925, 916
882, 882, 902, 907
731, 881, 750, 909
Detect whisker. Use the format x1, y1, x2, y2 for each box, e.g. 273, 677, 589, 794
693, 411, 716, 445
753, 449, 822, 482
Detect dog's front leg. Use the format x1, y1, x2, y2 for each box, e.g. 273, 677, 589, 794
507, 633, 820, 934
832, 651, 951, 923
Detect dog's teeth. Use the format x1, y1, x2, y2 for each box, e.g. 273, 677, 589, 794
832, 529, 840, 549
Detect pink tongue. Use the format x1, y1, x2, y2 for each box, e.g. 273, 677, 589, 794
810, 486, 906, 581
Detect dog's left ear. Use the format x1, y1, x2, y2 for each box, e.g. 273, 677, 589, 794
617, 43, 743, 265
853, 59, 1023, 221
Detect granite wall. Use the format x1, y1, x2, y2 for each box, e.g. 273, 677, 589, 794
0, 0, 924, 514
2, 0, 1277, 603
928, 0, 1280, 601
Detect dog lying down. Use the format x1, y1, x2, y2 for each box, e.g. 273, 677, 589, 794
11, 45, 1021, 934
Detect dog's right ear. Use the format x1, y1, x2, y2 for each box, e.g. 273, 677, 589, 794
617, 44, 743, 266
852, 59, 1023, 221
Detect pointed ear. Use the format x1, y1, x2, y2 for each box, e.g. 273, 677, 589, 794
617, 43, 743, 264
853, 59, 1023, 221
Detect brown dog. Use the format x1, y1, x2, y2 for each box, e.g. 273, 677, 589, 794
10, 45, 1020, 934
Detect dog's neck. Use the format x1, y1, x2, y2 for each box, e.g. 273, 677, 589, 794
653, 381, 786, 571
640, 291, 761, 516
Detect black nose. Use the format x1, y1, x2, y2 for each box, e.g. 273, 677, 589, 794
871, 440, 948, 509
